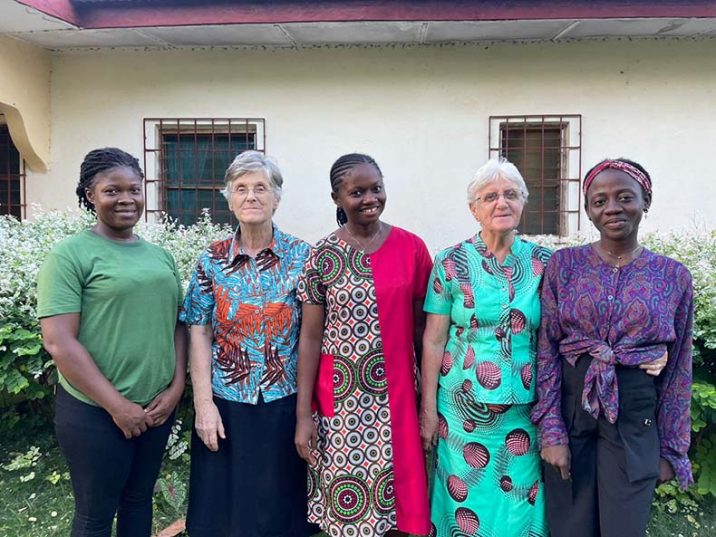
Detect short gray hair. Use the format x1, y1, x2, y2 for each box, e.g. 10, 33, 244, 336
222, 150, 283, 199
466, 157, 529, 204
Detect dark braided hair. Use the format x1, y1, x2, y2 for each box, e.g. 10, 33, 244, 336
76, 148, 144, 213
329, 153, 383, 226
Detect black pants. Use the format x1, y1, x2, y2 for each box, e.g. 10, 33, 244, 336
55, 385, 174, 537
545, 356, 660, 537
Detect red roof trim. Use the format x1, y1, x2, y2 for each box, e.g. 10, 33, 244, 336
15, 0, 79, 26
16, 1, 716, 30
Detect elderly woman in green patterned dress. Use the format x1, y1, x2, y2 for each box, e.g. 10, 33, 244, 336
420, 157, 550, 537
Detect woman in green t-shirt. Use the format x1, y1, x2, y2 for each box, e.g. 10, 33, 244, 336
37, 148, 187, 537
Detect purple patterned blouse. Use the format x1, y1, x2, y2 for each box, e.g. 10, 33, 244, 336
531, 245, 694, 488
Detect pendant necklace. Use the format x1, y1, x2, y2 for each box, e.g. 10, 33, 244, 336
344, 222, 383, 253
596, 242, 642, 268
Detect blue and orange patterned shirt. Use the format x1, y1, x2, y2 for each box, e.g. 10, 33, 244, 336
180, 224, 310, 404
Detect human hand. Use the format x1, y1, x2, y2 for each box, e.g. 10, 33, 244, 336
541, 445, 571, 480
420, 406, 439, 451
111, 400, 154, 439
145, 384, 183, 427
640, 351, 668, 376
194, 399, 225, 452
295, 415, 318, 466
658, 458, 675, 483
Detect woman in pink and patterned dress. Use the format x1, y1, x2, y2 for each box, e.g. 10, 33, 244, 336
295, 153, 432, 537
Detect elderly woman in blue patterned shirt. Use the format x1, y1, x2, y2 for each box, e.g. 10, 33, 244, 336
181, 151, 317, 537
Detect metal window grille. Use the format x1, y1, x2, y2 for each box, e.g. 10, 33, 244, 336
489, 115, 582, 236
0, 124, 26, 219
143, 118, 266, 225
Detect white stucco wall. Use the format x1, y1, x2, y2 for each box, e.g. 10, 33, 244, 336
0, 35, 51, 171
26, 38, 716, 250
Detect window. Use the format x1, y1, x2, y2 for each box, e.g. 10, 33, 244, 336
489, 115, 582, 236
0, 122, 25, 219
143, 118, 266, 225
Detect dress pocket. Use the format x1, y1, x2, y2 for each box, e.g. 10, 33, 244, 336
311, 353, 335, 417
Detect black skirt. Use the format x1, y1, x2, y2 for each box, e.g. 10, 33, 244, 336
186, 393, 318, 537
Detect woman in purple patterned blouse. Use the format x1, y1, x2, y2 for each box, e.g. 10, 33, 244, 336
531, 158, 693, 537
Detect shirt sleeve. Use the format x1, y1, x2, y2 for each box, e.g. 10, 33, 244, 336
657, 269, 694, 489
36, 250, 83, 318
297, 246, 325, 305
179, 252, 214, 325
531, 254, 569, 447
412, 237, 433, 300
168, 252, 184, 311
423, 252, 451, 315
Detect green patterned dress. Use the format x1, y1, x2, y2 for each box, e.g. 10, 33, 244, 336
424, 234, 551, 537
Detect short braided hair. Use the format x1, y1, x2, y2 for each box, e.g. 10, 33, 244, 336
76, 148, 144, 213
329, 153, 383, 226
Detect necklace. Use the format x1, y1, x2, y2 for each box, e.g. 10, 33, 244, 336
595, 242, 642, 267
343, 222, 383, 252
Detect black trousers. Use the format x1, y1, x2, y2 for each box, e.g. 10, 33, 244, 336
544, 356, 660, 537
55, 385, 174, 537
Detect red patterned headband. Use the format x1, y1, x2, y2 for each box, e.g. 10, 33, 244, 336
583, 160, 652, 195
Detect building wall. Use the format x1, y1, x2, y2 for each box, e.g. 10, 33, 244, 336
0, 35, 51, 171
27, 38, 716, 250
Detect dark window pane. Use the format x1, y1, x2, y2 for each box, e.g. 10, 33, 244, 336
162, 132, 255, 225
500, 124, 563, 235
0, 125, 23, 219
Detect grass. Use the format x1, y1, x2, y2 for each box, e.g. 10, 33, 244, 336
1, 418, 714, 537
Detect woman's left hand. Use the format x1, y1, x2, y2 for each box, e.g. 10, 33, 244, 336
640, 351, 668, 376
658, 458, 675, 483
145, 384, 184, 426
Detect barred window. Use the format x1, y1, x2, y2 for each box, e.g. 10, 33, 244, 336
0, 122, 25, 219
489, 115, 582, 236
143, 118, 266, 225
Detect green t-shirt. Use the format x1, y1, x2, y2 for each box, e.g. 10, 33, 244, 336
424, 235, 552, 405
37, 229, 183, 406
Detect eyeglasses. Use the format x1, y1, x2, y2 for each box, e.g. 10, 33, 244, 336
475, 189, 522, 203
230, 185, 273, 198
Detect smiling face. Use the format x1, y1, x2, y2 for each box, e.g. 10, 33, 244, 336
469, 176, 525, 234
585, 169, 651, 242
85, 165, 144, 235
227, 170, 279, 226
332, 163, 386, 226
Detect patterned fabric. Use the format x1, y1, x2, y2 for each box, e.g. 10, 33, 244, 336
423, 234, 550, 537
531, 245, 694, 488
424, 234, 552, 405
180, 224, 310, 404
583, 159, 652, 195
298, 227, 432, 537
429, 404, 547, 537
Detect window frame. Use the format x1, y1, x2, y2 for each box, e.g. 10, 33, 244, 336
488, 114, 582, 236
0, 122, 26, 220
143, 117, 266, 225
